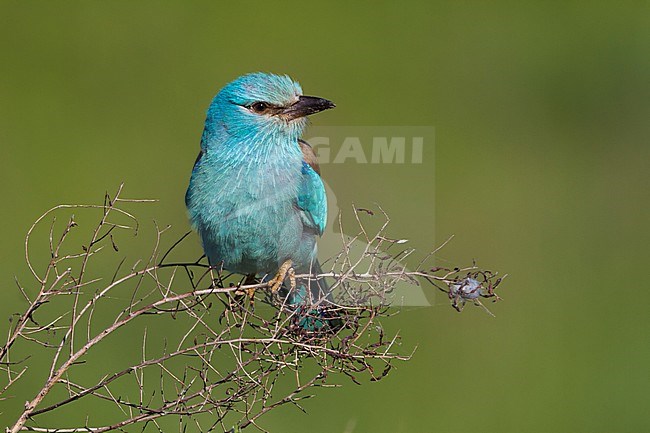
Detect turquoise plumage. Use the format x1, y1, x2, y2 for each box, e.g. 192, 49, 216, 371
185, 73, 335, 318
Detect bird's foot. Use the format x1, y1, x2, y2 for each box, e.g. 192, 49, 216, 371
241, 274, 259, 300
268, 259, 295, 294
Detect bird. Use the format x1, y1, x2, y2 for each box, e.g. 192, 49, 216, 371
185, 72, 337, 330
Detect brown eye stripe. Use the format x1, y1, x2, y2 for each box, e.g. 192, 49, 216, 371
251, 102, 269, 113
248, 102, 285, 115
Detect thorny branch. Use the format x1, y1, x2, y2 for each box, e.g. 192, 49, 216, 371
1, 185, 505, 433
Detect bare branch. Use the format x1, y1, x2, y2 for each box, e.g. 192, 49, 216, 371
3, 186, 505, 433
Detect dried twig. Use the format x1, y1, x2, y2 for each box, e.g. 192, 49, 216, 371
2, 185, 504, 433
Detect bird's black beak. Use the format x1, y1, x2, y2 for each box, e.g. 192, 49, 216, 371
282, 95, 335, 120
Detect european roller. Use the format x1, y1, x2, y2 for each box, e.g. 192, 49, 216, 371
185, 73, 336, 328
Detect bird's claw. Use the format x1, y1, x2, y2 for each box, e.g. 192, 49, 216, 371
235, 261, 296, 305
269, 259, 295, 293
236, 274, 258, 299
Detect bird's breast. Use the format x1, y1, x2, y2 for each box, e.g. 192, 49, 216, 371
186, 149, 305, 274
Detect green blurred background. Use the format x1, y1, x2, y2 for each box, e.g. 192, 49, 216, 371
2, 1, 650, 432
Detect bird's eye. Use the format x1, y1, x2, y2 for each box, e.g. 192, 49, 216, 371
250, 102, 270, 113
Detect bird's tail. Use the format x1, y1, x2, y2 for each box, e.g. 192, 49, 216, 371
285, 260, 330, 304
281, 260, 342, 332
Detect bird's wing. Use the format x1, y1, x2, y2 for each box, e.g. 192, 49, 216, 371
299, 139, 320, 175
296, 139, 327, 235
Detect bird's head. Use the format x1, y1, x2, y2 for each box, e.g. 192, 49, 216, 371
207, 73, 335, 141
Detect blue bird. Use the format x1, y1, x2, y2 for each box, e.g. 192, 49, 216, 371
185, 73, 337, 329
